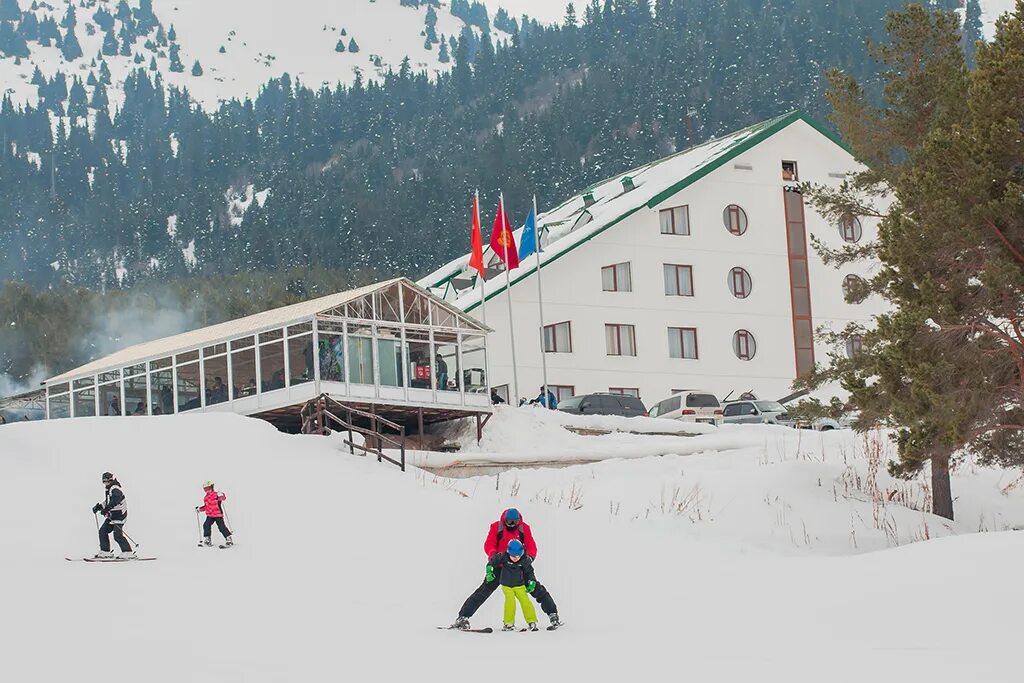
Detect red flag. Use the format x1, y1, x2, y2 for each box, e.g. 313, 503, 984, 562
489, 196, 520, 270
468, 192, 485, 277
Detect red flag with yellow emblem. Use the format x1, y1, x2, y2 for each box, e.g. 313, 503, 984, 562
489, 195, 520, 270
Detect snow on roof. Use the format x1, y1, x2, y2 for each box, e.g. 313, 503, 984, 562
45, 278, 484, 386
418, 111, 848, 312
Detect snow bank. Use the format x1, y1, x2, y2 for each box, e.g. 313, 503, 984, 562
2, 414, 1024, 682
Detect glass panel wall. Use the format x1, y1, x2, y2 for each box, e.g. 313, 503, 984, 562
124, 373, 148, 415
260, 336, 286, 392
73, 385, 96, 417
176, 362, 202, 412
318, 321, 345, 382
149, 358, 173, 415
376, 326, 403, 387
403, 285, 430, 325
347, 324, 374, 385
461, 335, 487, 394
99, 381, 122, 416
230, 341, 257, 399
49, 392, 71, 418
406, 329, 432, 389
376, 283, 402, 323
288, 324, 315, 386
434, 331, 459, 392
203, 346, 229, 406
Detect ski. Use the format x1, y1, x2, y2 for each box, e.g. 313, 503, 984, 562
218, 544, 234, 549
67, 557, 157, 562
546, 623, 564, 631
436, 626, 493, 633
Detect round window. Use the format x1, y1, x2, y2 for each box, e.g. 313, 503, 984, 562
842, 274, 867, 303
723, 204, 748, 236
733, 330, 756, 360
846, 334, 864, 359
839, 216, 863, 243
728, 267, 752, 299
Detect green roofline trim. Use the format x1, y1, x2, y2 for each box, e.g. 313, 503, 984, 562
455, 111, 850, 314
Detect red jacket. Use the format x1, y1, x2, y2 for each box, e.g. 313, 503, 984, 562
484, 510, 538, 559
200, 490, 226, 518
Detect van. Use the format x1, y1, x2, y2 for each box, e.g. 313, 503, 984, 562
648, 390, 723, 425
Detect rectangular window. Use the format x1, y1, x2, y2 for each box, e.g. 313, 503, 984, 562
659, 205, 690, 235
493, 384, 510, 404
663, 264, 694, 296
601, 262, 632, 292
731, 268, 751, 298
605, 324, 636, 356
543, 321, 573, 353
550, 385, 575, 403
782, 160, 799, 181
609, 387, 640, 398
735, 330, 755, 360
668, 327, 699, 359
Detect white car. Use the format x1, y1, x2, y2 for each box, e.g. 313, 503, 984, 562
648, 390, 723, 426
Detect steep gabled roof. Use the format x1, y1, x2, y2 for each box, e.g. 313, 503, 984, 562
45, 278, 486, 386
418, 111, 850, 312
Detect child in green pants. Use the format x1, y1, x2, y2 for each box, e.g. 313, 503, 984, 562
488, 539, 540, 631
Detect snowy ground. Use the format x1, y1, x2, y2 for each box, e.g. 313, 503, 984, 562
2, 411, 1023, 682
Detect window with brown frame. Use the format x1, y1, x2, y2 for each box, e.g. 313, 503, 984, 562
605, 324, 637, 356
842, 274, 867, 303
668, 327, 698, 359
609, 387, 640, 398
659, 205, 690, 235
782, 160, 799, 181
729, 267, 752, 299
723, 204, 748, 236
543, 321, 573, 353
840, 215, 863, 243
733, 330, 756, 360
601, 262, 632, 292
846, 334, 864, 359
663, 264, 694, 296
550, 385, 575, 403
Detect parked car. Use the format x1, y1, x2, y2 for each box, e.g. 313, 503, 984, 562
721, 400, 796, 427
647, 390, 723, 425
557, 392, 647, 418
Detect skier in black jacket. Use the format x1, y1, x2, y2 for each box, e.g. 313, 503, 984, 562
91, 472, 134, 559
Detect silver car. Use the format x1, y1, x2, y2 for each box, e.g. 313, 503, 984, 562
721, 400, 796, 427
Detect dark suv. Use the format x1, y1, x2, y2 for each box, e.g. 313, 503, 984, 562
557, 392, 647, 418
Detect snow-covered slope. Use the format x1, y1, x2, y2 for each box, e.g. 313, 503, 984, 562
981, 0, 1017, 38
0, 0, 527, 110
2, 412, 1024, 681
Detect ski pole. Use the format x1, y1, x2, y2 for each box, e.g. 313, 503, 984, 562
119, 527, 140, 548
94, 512, 100, 532
195, 507, 204, 546
221, 503, 231, 534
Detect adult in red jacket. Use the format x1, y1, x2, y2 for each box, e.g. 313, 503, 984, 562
453, 508, 561, 629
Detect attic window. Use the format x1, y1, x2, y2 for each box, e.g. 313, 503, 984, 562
583, 192, 597, 208
621, 176, 636, 192
782, 160, 798, 181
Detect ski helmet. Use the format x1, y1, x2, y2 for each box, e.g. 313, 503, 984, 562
101, 472, 114, 483
504, 508, 521, 528
507, 539, 525, 558
203, 480, 214, 489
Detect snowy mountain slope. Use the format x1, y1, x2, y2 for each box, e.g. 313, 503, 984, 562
2, 413, 1024, 682
0, 0, 518, 110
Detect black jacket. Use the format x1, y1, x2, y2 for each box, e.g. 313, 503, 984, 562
96, 482, 127, 524
489, 551, 536, 589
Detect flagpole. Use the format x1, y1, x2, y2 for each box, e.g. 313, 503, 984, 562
500, 192, 520, 406
475, 190, 487, 330
532, 195, 549, 408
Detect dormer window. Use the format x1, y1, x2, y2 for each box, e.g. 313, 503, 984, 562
782, 160, 799, 181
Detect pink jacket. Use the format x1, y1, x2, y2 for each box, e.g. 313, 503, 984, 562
201, 490, 226, 518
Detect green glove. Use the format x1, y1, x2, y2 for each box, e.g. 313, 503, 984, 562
485, 565, 496, 583
526, 580, 536, 593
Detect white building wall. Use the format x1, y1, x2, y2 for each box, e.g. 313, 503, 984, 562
480, 120, 886, 407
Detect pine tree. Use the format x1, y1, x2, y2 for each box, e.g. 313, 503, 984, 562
61, 28, 84, 61
169, 43, 184, 72
219, 45, 226, 54
0, 21, 29, 58
348, 37, 359, 53
168, 24, 176, 42
0, 0, 19, 22
101, 30, 118, 56
61, 4, 77, 29
99, 60, 111, 84
335, 39, 346, 53
149, 56, 157, 71
438, 34, 450, 63
191, 60, 203, 76
67, 77, 88, 118
962, 0, 984, 67
90, 82, 108, 110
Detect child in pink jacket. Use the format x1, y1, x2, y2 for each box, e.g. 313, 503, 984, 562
197, 481, 233, 547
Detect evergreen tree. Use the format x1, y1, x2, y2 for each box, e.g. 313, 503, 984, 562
348, 37, 359, 53
99, 60, 111, 84
335, 39, 346, 53
963, 0, 984, 67
101, 29, 118, 56
19, 11, 40, 42
0, 0, 19, 22
0, 21, 28, 58
167, 24, 176, 42
61, 27, 83, 61
191, 60, 203, 76
168, 43, 184, 72
219, 45, 226, 54
61, 4, 77, 29
425, 5, 438, 43
149, 55, 157, 71
67, 77, 88, 118
93, 7, 114, 32
438, 34, 450, 63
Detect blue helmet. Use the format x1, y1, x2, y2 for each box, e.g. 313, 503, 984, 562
504, 508, 521, 528
507, 539, 525, 557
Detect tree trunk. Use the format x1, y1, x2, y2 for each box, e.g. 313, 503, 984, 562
931, 453, 954, 521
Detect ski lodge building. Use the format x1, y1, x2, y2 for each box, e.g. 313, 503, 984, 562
420, 111, 886, 406
40, 279, 493, 434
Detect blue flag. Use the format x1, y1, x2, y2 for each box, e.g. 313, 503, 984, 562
519, 209, 539, 261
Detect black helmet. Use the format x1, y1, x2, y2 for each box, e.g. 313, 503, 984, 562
102, 472, 114, 483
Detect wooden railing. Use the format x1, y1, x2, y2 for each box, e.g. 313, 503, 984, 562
300, 394, 407, 472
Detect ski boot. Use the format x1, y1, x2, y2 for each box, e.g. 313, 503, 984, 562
548, 613, 562, 629
203, 537, 213, 547
223, 536, 234, 547
527, 622, 539, 632
93, 550, 114, 559
116, 550, 137, 560
501, 624, 516, 632
451, 616, 470, 631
